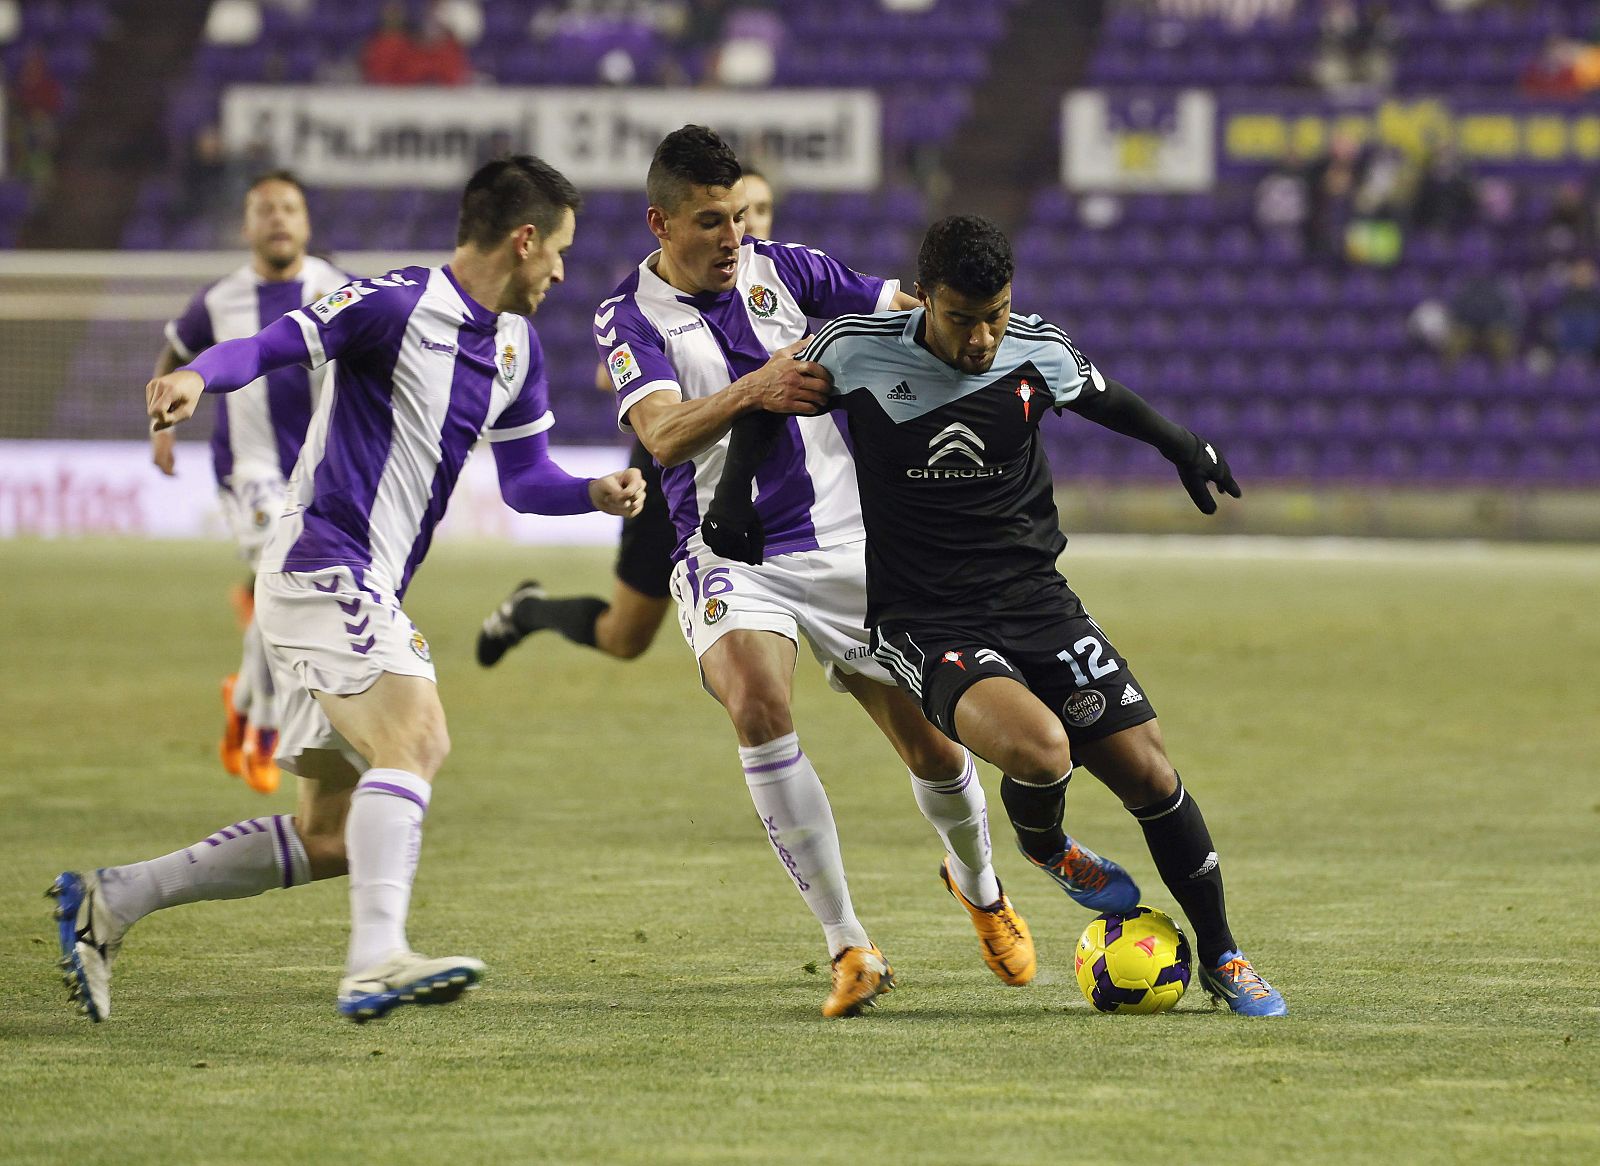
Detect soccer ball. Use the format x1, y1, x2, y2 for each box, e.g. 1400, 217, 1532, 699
1074, 906, 1191, 1014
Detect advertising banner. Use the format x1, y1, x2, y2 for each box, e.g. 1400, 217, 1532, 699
1216, 96, 1600, 170
1061, 89, 1217, 192
221, 86, 880, 189
0, 441, 627, 544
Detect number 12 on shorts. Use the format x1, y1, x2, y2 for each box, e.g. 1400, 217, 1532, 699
1057, 637, 1118, 687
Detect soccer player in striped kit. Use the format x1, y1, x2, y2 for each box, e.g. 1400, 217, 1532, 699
153, 171, 348, 794
580, 126, 1138, 1017
50, 156, 644, 1023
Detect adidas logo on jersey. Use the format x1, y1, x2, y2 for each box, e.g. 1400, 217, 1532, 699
1120, 683, 1143, 706
887, 380, 916, 401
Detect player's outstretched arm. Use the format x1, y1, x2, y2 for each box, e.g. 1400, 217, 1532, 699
147, 316, 311, 431
493, 430, 645, 518
1067, 377, 1241, 514
630, 339, 827, 467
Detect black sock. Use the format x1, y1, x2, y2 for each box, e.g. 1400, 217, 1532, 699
1000, 773, 1069, 863
1129, 775, 1236, 968
512, 595, 608, 648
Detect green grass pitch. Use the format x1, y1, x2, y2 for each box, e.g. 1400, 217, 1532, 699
2, 537, 1596, 1165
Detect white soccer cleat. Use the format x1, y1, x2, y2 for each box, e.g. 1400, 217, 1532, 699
336, 951, 486, 1023
47, 871, 127, 1023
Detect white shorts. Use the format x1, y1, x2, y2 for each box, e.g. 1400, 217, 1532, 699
668, 540, 893, 694
219, 470, 287, 567
254, 566, 435, 775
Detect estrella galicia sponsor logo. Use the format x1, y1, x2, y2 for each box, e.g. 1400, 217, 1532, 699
746, 283, 779, 318
887, 380, 916, 402
1062, 689, 1106, 727
703, 597, 728, 625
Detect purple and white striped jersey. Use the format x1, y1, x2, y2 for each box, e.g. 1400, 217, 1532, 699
166, 256, 348, 489
597, 237, 899, 561
257, 265, 555, 598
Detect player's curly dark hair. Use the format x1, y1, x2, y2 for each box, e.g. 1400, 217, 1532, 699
917, 215, 1015, 300
457, 154, 583, 248
647, 125, 743, 213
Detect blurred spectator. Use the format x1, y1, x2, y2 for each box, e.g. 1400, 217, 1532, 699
1518, 36, 1600, 98
1539, 258, 1600, 360
1303, 128, 1367, 258
1311, 0, 1396, 97
1443, 267, 1522, 363
712, 2, 784, 87
362, 1, 471, 86
6, 44, 63, 190
1254, 151, 1309, 241
1411, 145, 1479, 233
1539, 180, 1597, 259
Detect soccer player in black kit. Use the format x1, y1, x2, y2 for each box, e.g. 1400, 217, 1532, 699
703, 215, 1287, 1015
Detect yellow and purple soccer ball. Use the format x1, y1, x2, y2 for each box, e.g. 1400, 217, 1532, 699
1074, 906, 1191, 1014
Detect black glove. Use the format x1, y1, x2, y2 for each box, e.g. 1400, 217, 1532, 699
701, 496, 765, 565
1171, 433, 1241, 515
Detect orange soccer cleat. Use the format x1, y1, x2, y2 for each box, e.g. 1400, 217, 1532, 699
821, 945, 895, 1018
241, 726, 281, 795
219, 675, 246, 777
940, 859, 1036, 987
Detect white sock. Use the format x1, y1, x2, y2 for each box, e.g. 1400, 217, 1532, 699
96, 814, 311, 928
241, 619, 276, 729
739, 733, 870, 956
910, 750, 1001, 906
345, 768, 430, 975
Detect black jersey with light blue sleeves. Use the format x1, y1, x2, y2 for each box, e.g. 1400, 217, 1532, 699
804, 308, 1105, 624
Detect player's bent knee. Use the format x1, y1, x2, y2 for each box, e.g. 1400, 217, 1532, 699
720, 688, 794, 745
996, 724, 1073, 786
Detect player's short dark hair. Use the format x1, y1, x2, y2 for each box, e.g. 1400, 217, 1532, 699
246, 169, 306, 198
917, 215, 1015, 301
647, 125, 742, 213
457, 155, 583, 248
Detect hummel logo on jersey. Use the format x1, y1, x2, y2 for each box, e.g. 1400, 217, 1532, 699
1120, 683, 1143, 706
420, 338, 456, 355
887, 380, 916, 401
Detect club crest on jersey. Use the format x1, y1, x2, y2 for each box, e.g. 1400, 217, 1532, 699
410, 631, 431, 662
309, 283, 367, 322
746, 284, 779, 319
1062, 689, 1106, 727
607, 343, 641, 390
941, 650, 966, 670
500, 343, 518, 381
703, 597, 728, 625
1016, 379, 1036, 421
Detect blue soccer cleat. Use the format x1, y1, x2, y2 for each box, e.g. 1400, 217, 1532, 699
47, 870, 126, 1022
1200, 950, 1288, 1016
336, 952, 486, 1023
1018, 836, 1141, 913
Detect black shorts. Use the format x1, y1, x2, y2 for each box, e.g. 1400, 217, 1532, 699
613, 439, 674, 600
871, 584, 1157, 749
